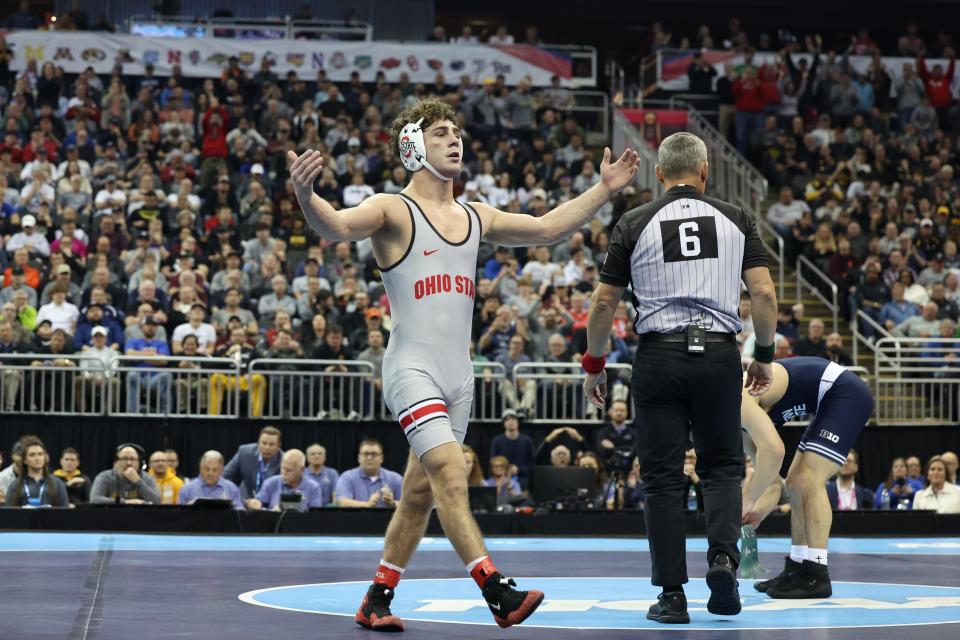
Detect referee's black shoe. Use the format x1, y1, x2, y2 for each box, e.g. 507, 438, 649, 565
705, 553, 742, 615
646, 592, 690, 624
766, 560, 832, 599
754, 556, 802, 593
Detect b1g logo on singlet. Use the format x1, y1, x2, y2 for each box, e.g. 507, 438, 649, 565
413, 273, 475, 300
660, 216, 719, 263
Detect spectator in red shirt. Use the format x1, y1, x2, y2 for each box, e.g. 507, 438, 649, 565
2, 248, 41, 289
732, 67, 768, 155
0, 132, 23, 164
918, 47, 956, 128
201, 97, 230, 159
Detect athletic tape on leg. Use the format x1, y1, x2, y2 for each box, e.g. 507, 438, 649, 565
738, 525, 769, 578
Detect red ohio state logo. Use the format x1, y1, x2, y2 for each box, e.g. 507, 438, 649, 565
399, 136, 414, 158
414, 274, 475, 300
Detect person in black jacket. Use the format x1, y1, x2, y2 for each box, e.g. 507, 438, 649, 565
53, 447, 91, 505
825, 450, 874, 510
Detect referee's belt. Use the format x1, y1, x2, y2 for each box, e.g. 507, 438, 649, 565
639, 332, 736, 344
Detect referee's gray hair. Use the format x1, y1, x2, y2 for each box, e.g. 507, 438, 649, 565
200, 450, 224, 466
657, 132, 708, 179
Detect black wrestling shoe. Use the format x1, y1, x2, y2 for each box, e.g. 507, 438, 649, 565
766, 560, 832, 599
646, 592, 690, 624
355, 583, 405, 632
480, 573, 545, 629
754, 556, 802, 593
706, 552, 742, 615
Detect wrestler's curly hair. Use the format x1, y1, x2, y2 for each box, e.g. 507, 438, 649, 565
388, 97, 458, 161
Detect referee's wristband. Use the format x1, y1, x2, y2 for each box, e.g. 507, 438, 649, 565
581, 353, 606, 374
753, 342, 775, 364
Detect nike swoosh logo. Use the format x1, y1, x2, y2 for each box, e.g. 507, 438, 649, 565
423, 249, 440, 256
489, 602, 501, 611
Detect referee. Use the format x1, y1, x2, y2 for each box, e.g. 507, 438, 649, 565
582, 132, 777, 624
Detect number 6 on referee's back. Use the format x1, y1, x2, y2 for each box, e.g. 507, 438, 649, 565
660, 216, 719, 263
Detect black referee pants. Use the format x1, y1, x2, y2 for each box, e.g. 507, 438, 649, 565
632, 340, 743, 587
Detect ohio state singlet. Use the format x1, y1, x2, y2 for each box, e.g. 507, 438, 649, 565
378, 193, 482, 450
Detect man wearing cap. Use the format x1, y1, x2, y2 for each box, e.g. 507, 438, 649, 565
2, 249, 41, 290
94, 175, 127, 216
295, 276, 331, 324
915, 218, 943, 262
242, 222, 276, 269
76, 325, 120, 411
128, 191, 165, 231
56, 144, 91, 181
124, 316, 172, 413
335, 137, 367, 176
292, 258, 331, 298
0, 264, 38, 308
5, 214, 50, 258
74, 303, 123, 351
39, 264, 82, 307
919, 253, 949, 288
350, 306, 390, 352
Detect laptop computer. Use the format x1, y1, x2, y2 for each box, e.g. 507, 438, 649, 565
531, 466, 596, 505
468, 485, 498, 513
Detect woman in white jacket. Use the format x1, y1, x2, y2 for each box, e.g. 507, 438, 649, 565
913, 457, 960, 514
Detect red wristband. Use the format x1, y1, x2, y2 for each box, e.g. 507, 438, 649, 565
581, 353, 606, 374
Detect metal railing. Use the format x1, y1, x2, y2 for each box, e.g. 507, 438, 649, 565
512, 362, 633, 424
681, 103, 768, 220
0, 356, 639, 423
679, 102, 779, 298
612, 109, 662, 195
127, 15, 373, 41
249, 359, 376, 421
0, 354, 112, 416
114, 356, 243, 418
569, 91, 610, 147
852, 308, 891, 362
874, 337, 960, 425
796, 255, 839, 332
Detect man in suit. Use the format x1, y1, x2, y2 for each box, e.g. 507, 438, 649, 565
224, 425, 283, 503
826, 450, 874, 511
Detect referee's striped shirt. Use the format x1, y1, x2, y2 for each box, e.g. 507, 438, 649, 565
599, 185, 768, 334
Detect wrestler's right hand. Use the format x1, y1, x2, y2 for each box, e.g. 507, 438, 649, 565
287, 149, 325, 203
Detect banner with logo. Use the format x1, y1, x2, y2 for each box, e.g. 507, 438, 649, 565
4, 31, 574, 86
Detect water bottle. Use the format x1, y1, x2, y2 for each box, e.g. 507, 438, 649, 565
687, 485, 698, 511
880, 487, 890, 509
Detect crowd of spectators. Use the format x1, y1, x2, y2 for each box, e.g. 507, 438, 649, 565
0, 10, 640, 418
661, 19, 960, 360
2, 426, 958, 514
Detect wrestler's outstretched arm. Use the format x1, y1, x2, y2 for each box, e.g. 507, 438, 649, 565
474, 147, 640, 247
288, 149, 388, 241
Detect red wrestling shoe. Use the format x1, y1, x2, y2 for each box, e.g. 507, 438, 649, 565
480, 573, 545, 629
355, 583, 405, 632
